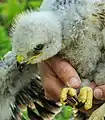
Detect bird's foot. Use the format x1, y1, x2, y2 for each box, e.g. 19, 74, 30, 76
60, 87, 79, 118
78, 86, 93, 110
60, 87, 93, 110
60, 87, 78, 105
88, 103, 105, 120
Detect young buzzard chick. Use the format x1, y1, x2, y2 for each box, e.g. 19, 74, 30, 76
10, 0, 105, 119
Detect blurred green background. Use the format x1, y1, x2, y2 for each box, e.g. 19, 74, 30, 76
0, 0, 73, 119
0, 0, 43, 58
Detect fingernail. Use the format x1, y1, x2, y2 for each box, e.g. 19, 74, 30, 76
94, 88, 103, 99
67, 77, 81, 88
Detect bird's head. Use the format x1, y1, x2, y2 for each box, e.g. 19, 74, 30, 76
11, 10, 62, 64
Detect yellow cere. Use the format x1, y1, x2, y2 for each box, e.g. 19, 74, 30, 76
16, 55, 25, 63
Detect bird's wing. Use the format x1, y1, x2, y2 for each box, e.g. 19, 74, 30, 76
0, 51, 60, 120
0, 51, 38, 97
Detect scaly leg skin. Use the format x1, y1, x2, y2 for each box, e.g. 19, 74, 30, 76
60, 87, 77, 105
78, 86, 93, 110
88, 103, 105, 120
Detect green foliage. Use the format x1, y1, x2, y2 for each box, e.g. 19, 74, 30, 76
54, 106, 73, 120
0, 0, 43, 59
0, 25, 11, 58
21, 106, 73, 120
0, 0, 73, 119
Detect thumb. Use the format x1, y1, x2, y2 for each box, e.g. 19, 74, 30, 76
94, 85, 105, 100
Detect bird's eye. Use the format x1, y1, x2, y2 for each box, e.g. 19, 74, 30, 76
34, 44, 44, 51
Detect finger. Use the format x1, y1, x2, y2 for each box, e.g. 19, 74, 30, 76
90, 81, 96, 90
40, 62, 64, 101
46, 56, 81, 88
94, 85, 105, 100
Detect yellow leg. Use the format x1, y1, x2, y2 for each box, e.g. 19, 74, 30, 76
60, 87, 77, 105
78, 86, 93, 110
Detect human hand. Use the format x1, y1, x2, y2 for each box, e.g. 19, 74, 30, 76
39, 56, 81, 101
88, 82, 105, 100
39, 56, 105, 116
94, 85, 105, 100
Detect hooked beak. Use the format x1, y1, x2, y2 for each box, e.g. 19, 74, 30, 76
17, 61, 27, 72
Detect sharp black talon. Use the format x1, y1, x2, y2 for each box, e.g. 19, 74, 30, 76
66, 94, 84, 109
67, 96, 76, 104
67, 93, 79, 103
76, 102, 84, 109
73, 96, 79, 103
